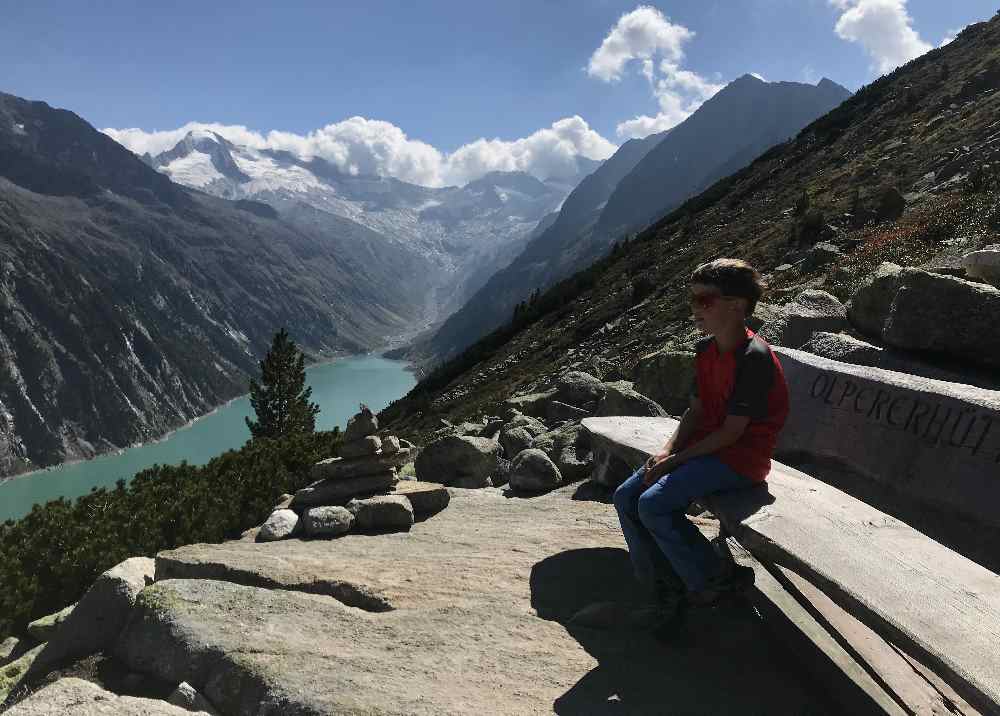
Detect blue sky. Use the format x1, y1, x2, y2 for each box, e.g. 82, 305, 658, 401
2, 1, 994, 186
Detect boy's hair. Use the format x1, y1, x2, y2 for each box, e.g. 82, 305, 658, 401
691, 258, 765, 315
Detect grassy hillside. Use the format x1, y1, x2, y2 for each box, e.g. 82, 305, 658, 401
382, 13, 1000, 443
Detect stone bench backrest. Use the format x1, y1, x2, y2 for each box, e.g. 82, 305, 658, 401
774, 347, 1000, 530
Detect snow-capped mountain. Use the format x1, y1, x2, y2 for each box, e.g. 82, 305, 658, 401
147, 131, 600, 318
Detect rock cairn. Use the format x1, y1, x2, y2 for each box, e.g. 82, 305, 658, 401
257, 406, 449, 541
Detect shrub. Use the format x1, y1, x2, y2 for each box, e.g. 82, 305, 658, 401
0, 430, 333, 638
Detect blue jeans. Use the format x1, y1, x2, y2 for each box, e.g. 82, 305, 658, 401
613, 456, 747, 593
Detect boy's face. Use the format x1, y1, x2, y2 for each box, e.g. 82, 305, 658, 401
689, 282, 745, 335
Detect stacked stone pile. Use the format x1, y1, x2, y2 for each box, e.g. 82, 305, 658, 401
256, 406, 450, 542
417, 371, 667, 495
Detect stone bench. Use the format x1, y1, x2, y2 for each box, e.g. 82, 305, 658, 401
582, 416, 1000, 715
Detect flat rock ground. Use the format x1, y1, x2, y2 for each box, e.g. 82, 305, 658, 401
117, 485, 835, 715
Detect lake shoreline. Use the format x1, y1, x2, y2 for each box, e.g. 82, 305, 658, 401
0, 349, 388, 488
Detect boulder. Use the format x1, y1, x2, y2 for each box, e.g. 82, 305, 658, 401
847, 262, 904, 340
348, 495, 414, 532
6, 677, 197, 715
802, 241, 843, 272
595, 382, 667, 418
391, 481, 451, 516
455, 421, 485, 436
26, 604, 74, 642
503, 390, 555, 419
531, 423, 593, 483
380, 435, 401, 455
633, 350, 696, 415
554, 371, 606, 410
257, 509, 300, 542
962, 245, 1000, 285
0, 637, 18, 666
167, 681, 221, 715
303, 506, 355, 537
310, 448, 412, 481
882, 269, 1000, 367
0, 644, 44, 704
414, 435, 499, 488
508, 449, 562, 492
338, 435, 381, 459
545, 400, 590, 423
800, 332, 884, 368
344, 406, 378, 441
505, 413, 548, 437
499, 425, 534, 458
759, 290, 848, 348
28, 557, 155, 675
292, 472, 398, 508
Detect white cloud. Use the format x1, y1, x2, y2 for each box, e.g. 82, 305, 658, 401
587, 5, 693, 82
939, 25, 967, 47
586, 6, 723, 140
103, 116, 617, 188
829, 0, 932, 75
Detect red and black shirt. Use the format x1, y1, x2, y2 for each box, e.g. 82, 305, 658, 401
688, 329, 789, 483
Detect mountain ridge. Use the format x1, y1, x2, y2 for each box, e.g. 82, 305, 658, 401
420, 75, 851, 363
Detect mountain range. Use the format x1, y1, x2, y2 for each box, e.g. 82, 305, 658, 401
0, 92, 434, 475
421, 75, 851, 361
146, 131, 599, 320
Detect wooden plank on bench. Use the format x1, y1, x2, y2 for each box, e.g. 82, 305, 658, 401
582, 416, 1000, 715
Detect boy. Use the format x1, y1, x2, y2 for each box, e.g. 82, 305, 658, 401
613, 258, 789, 634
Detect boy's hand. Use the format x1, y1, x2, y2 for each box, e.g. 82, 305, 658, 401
641, 455, 677, 488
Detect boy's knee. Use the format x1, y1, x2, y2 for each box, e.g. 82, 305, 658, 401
612, 480, 635, 513
637, 487, 685, 526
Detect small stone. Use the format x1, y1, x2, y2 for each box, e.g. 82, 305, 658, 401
344, 406, 378, 441
962, 245, 1000, 285
347, 495, 414, 532
303, 506, 354, 537
339, 435, 382, 459
0, 637, 19, 666
167, 681, 221, 714
257, 509, 300, 542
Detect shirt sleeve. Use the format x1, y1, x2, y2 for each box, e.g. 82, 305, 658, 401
727, 351, 774, 418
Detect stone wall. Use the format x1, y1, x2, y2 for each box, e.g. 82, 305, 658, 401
774, 348, 1000, 529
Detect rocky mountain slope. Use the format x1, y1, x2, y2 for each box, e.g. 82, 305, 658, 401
147, 131, 599, 319
0, 92, 430, 476
382, 13, 1000, 445
421, 75, 851, 362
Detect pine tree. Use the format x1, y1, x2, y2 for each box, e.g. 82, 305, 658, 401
245, 328, 320, 440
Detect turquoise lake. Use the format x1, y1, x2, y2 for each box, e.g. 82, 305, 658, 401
0, 355, 416, 523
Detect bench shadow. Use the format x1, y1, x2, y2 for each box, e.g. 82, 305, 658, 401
531, 547, 833, 716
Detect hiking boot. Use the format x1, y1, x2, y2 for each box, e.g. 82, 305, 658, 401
687, 564, 755, 608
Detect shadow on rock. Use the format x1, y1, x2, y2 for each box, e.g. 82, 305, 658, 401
531, 548, 831, 715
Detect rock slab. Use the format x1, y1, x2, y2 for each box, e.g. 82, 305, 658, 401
292, 472, 398, 508
28, 557, 154, 675
391, 480, 451, 515
6, 677, 198, 715
26, 604, 74, 642
310, 448, 411, 481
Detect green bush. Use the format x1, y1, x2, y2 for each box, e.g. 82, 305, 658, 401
0, 430, 335, 638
